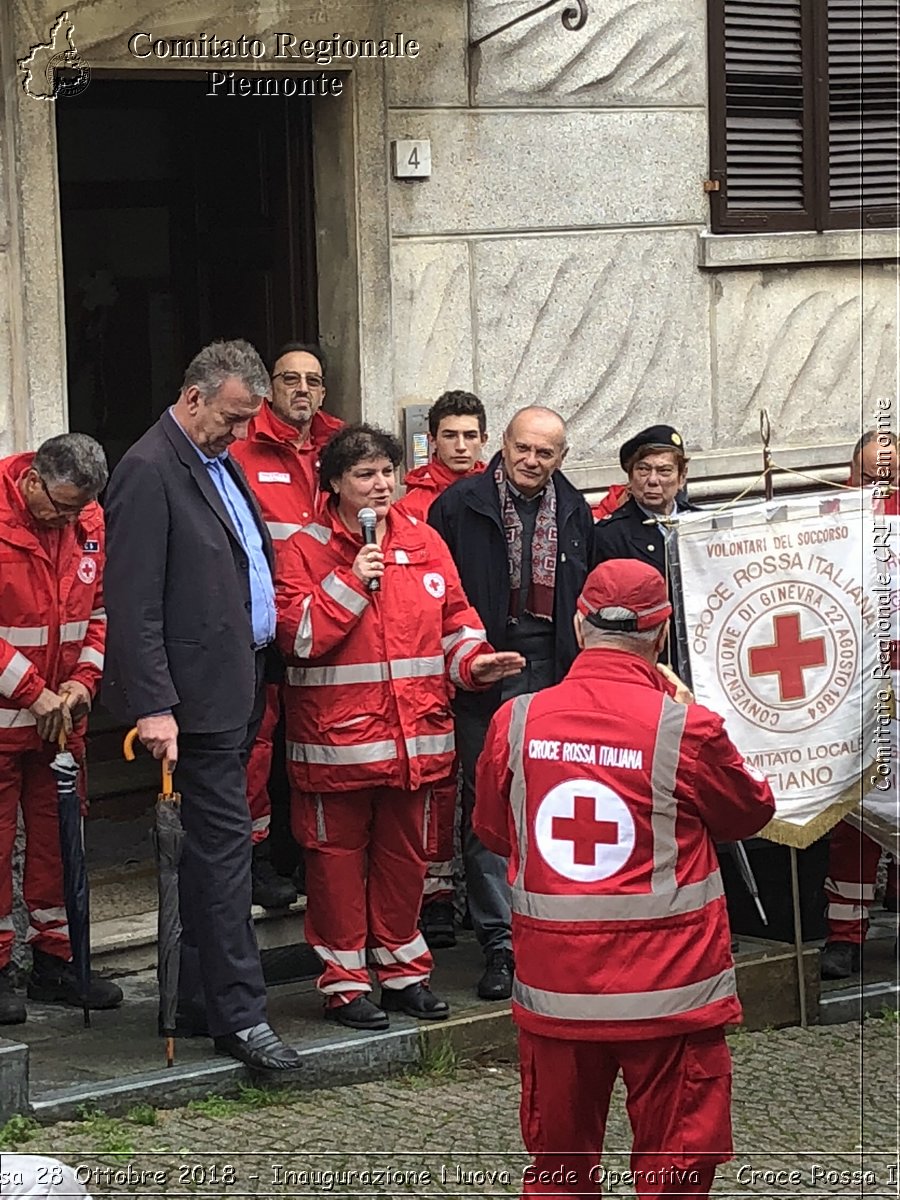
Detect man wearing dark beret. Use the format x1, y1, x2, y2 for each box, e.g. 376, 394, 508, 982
593, 425, 698, 673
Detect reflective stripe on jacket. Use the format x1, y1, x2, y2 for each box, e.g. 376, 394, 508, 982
276, 504, 492, 792
0, 453, 106, 748
230, 403, 344, 545
474, 649, 776, 1041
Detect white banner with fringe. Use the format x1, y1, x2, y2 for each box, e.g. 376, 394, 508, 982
673, 495, 879, 849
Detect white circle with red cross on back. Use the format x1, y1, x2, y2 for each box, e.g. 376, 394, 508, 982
534, 779, 636, 882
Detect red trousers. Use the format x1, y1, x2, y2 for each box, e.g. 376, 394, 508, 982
245, 684, 280, 844
421, 766, 459, 907
825, 820, 897, 943
0, 742, 84, 968
518, 1027, 733, 1199
291, 786, 435, 1002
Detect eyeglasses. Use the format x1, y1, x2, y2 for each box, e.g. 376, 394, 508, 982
272, 371, 324, 389
861, 470, 896, 487
37, 474, 86, 517
633, 464, 678, 480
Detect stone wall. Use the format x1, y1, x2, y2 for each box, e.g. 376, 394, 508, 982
387, 0, 897, 478
0, 0, 895, 479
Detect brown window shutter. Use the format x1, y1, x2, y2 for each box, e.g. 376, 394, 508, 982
825, 0, 900, 228
709, 0, 817, 232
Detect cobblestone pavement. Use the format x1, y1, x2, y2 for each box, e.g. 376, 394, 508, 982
2, 1018, 897, 1198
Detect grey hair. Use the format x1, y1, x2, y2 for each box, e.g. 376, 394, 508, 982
181, 339, 270, 401
32, 433, 108, 496
581, 617, 666, 650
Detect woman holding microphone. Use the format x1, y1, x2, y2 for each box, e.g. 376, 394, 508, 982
276, 425, 524, 1030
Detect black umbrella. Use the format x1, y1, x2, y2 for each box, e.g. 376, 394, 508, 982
124, 728, 184, 1067
51, 735, 91, 1028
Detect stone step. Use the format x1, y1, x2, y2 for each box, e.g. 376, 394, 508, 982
0, 932, 885, 1123
817, 919, 898, 1024
91, 891, 310, 975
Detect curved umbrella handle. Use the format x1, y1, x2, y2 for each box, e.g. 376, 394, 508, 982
123, 726, 139, 762
123, 726, 175, 796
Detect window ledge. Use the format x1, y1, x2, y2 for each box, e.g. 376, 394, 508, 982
698, 228, 899, 269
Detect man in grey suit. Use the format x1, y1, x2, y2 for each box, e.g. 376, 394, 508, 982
103, 339, 301, 1073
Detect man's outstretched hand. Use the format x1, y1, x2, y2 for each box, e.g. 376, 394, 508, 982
470, 652, 527, 686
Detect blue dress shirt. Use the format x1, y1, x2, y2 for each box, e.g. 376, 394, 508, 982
169, 411, 276, 648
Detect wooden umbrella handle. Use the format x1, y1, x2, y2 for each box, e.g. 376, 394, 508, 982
122, 726, 140, 761
123, 726, 174, 796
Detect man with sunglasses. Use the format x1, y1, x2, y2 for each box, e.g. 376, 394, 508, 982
0, 433, 122, 1023
231, 343, 344, 909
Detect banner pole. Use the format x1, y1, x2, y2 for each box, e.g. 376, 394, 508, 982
789, 845, 808, 1028
760, 409, 773, 502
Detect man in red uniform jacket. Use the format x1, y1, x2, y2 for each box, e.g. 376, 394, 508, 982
395, 389, 488, 522
475, 559, 775, 1199
822, 430, 899, 978
231, 342, 344, 908
0, 433, 122, 1024
395, 390, 488, 947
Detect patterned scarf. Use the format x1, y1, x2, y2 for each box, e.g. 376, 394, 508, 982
496, 464, 557, 622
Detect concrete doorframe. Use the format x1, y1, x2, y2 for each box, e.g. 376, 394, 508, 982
3, 49, 395, 447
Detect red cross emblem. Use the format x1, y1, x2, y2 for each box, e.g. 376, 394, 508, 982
535, 780, 635, 881
748, 612, 827, 702
423, 572, 445, 599
551, 794, 619, 865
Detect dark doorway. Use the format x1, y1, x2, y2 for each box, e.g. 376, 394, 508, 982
56, 78, 319, 467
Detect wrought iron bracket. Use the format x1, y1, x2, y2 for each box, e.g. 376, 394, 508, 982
470, 1, 589, 48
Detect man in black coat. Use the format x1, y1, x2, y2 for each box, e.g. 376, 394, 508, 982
593, 425, 698, 677
429, 406, 595, 1001
103, 339, 301, 1074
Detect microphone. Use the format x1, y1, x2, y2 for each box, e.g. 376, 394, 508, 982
357, 507, 380, 592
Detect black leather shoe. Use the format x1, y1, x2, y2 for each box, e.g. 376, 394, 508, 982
820, 940, 861, 980
251, 845, 299, 909
477, 948, 514, 1001
324, 995, 389, 1031
28, 949, 123, 1009
214, 1023, 303, 1072
420, 900, 457, 950
381, 982, 450, 1021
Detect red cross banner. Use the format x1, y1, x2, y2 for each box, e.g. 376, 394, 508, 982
673, 494, 882, 848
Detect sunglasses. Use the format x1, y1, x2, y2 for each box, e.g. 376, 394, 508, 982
272, 371, 324, 389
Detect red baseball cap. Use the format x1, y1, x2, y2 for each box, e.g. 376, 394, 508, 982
577, 559, 672, 631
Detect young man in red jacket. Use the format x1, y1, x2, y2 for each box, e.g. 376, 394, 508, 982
395, 391, 489, 947
475, 559, 775, 1198
0, 434, 122, 1023
395, 390, 488, 522
231, 342, 344, 909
